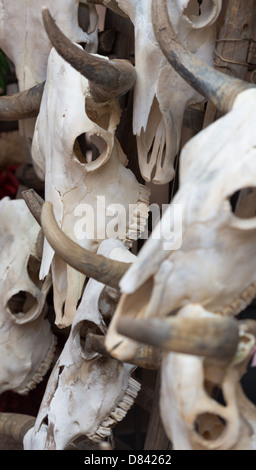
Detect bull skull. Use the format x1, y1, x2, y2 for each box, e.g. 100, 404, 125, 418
31, 14, 149, 328
104, 0, 256, 362
114, 0, 222, 184
0, 197, 55, 395
159, 305, 256, 450
0, 0, 98, 137
23, 239, 140, 450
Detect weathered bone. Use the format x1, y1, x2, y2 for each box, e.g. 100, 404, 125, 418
0, 197, 55, 395
23, 240, 141, 450
0, 0, 99, 136
115, 0, 223, 183
159, 306, 256, 450
152, 0, 254, 114
41, 201, 131, 288
84, 0, 128, 18
42, 7, 136, 103
31, 45, 149, 328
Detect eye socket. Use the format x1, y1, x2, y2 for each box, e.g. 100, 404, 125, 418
7, 290, 39, 324
73, 133, 107, 168
74, 320, 105, 359
183, 0, 221, 29
194, 412, 226, 441
229, 187, 256, 219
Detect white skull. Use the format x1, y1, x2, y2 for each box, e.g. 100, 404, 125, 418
0, 197, 55, 395
32, 47, 149, 328
23, 239, 140, 450
160, 304, 256, 450
115, 0, 222, 183
0, 0, 98, 137
105, 88, 256, 362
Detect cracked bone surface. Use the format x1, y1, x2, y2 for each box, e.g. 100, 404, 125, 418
0, 0, 98, 136
159, 305, 256, 450
23, 240, 140, 450
105, 86, 256, 363
0, 198, 55, 395
114, 0, 222, 184
32, 47, 149, 328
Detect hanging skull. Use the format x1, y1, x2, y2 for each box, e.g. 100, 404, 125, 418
0, 0, 98, 138
159, 304, 256, 450
104, 0, 256, 363
23, 239, 140, 450
111, 0, 222, 184
30, 10, 149, 329
0, 197, 55, 395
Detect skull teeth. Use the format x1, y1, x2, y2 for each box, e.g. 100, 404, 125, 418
217, 281, 256, 317
18, 334, 57, 395
90, 376, 141, 442
124, 184, 150, 246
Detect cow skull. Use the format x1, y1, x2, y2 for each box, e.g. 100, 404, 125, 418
160, 305, 256, 450
0, 0, 98, 137
23, 239, 140, 450
104, 0, 256, 362
0, 197, 55, 395
114, 0, 222, 184
31, 18, 149, 328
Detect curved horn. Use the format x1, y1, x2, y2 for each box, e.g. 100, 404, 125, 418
42, 7, 136, 103
0, 82, 44, 121
152, 0, 254, 114
41, 202, 130, 288
0, 413, 35, 444
117, 316, 239, 364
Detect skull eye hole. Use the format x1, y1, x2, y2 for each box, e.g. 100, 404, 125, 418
74, 133, 107, 167
76, 320, 103, 353
194, 413, 226, 441
7, 291, 39, 323
229, 187, 256, 219
184, 0, 204, 19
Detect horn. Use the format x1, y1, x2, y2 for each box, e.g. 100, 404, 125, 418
22, 189, 129, 287
42, 7, 136, 103
152, 0, 254, 114
0, 82, 44, 121
117, 315, 239, 364
0, 413, 35, 444
41, 201, 130, 288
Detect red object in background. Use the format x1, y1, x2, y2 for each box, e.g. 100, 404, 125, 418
0, 165, 20, 199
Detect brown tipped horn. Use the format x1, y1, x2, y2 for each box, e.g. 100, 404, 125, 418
42, 7, 136, 103
41, 201, 130, 288
0, 82, 44, 121
152, 0, 254, 114
117, 316, 239, 364
0, 413, 35, 444
22, 188, 44, 226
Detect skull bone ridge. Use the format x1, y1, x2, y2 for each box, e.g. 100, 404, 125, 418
0, 197, 55, 395
23, 240, 140, 450
116, 0, 222, 183
105, 88, 256, 362
32, 47, 150, 328
0, 0, 98, 137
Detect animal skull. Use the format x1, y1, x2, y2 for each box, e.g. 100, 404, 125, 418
160, 304, 256, 450
32, 36, 149, 329
0, 0, 98, 137
115, 0, 222, 183
0, 197, 55, 395
23, 239, 140, 450
105, 87, 256, 362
